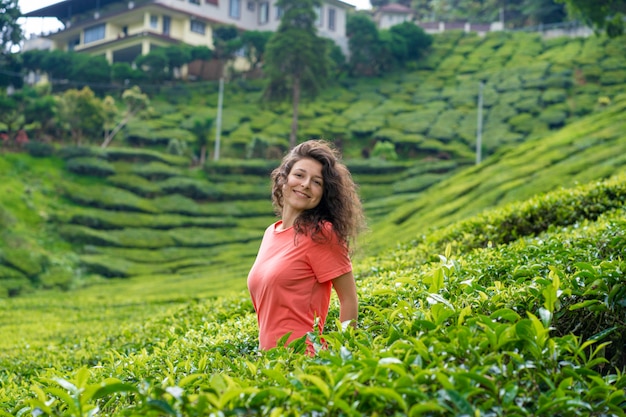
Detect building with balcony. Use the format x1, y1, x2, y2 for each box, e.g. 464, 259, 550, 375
24, 0, 354, 65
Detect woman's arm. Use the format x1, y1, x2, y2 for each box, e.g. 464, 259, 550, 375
332, 271, 358, 328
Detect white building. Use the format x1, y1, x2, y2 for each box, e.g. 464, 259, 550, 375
24, 0, 354, 65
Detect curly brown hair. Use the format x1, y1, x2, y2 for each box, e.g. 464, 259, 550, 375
271, 140, 366, 246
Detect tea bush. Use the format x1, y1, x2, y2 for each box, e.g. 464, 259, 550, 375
5, 176, 625, 416
65, 157, 116, 177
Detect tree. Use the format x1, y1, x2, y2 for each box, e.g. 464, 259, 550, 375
213, 25, 242, 60
58, 87, 105, 145
70, 54, 112, 92
0, 92, 21, 138
0, 0, 22, 88
163, 45, 192, 78
23, 85, 58, 139
101, 86, 150, 148
557, 0, 625, 36
264, 0, 331, 148
369, 0, 388, 8
0, 0, 22, 55
111, 62, 144, 85
187, 116, 214, 165
346, 13, 383, 77
378, 29, 406, 70
240, 30, 273, 70
389, 21, 433, 61
135, 49, 169, 83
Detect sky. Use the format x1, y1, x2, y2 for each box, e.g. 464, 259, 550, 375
19, 0, 372, 38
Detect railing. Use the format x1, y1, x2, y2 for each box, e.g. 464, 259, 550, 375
415, 19, 592, 38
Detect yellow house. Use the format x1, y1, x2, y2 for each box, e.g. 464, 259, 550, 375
25, 0, 355, 67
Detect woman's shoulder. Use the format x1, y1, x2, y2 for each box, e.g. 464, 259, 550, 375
314, 221, 344, 245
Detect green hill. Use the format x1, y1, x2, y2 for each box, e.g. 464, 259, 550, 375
364, 93, 626, 252
0, 30, 625, 416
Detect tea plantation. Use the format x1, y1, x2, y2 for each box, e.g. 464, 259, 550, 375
0, 30, 625, 416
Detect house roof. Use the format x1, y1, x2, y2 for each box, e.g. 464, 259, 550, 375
24, 0, 127, 19
378, 3, 413, 14
25, 0, 355, 19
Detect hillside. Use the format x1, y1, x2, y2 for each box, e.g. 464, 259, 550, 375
1, 31, 626, 296
1, 166, 624, 415
1, 29, 625, 415
364, 93, 626, 252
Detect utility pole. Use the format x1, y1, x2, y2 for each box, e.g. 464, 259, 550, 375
214, 77, 224, 161
476, 81, 484, 165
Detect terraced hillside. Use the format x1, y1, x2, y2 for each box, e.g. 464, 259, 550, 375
129, 32, 626, 163
365, 93, 626, 251
1, 31, 626, 297
2, 163, 625, 416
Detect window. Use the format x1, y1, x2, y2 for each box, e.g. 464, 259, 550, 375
275, 5, 283, 19
314, 6, 322, 26
259, 2, 269, 24
247, 1, 255, 11
190, 19, 206, 34
163, 15, 171, 35
328, 8, 336, 31
150, 14, 158, 28
84, 23, 106, 44
229, 0, 241, 18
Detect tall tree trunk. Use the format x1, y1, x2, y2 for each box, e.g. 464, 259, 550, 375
290, 76, 301, 149
200, 145, 207, 166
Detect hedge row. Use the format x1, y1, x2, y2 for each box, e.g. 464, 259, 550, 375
430, 173, 626, 251
58, 224, 261, 249
55, 207, 234, 230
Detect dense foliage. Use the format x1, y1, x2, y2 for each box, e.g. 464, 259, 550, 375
0, 172, 624, 415
1, 17, 625, 417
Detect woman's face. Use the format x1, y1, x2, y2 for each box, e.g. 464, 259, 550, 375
282, 157, 324, 215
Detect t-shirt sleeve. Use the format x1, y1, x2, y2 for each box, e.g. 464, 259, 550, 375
306, 224, 352, 283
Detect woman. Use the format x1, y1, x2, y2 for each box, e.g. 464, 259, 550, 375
247, 140, 366, 353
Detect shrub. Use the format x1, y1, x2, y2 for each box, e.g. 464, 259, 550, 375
0, 248, 44, 278
434, 173, 626, 249
62, 183, 158, 213
61, 207, 232, 230
24, 141, 55, 158
545, 74, 573, 89
0, 265, 31, 297
508, 113, 535, 134
541, 88, 567, 105
105, 147, 189, 167
370, 141, 398, 161
600, 70, 626, 86
486, 103, 517, 124
350, 118, 384, 137
159, 177, 218, 200
58, 146, 107, 160
106, 174, 162, 197
514, 96, 540, 114
538, 107, 568, 128
372, 128, 404, 142
65, 157, 116, 177
131, 161, 183, 180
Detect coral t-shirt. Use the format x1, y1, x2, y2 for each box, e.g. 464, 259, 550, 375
247, 220, 352, 350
